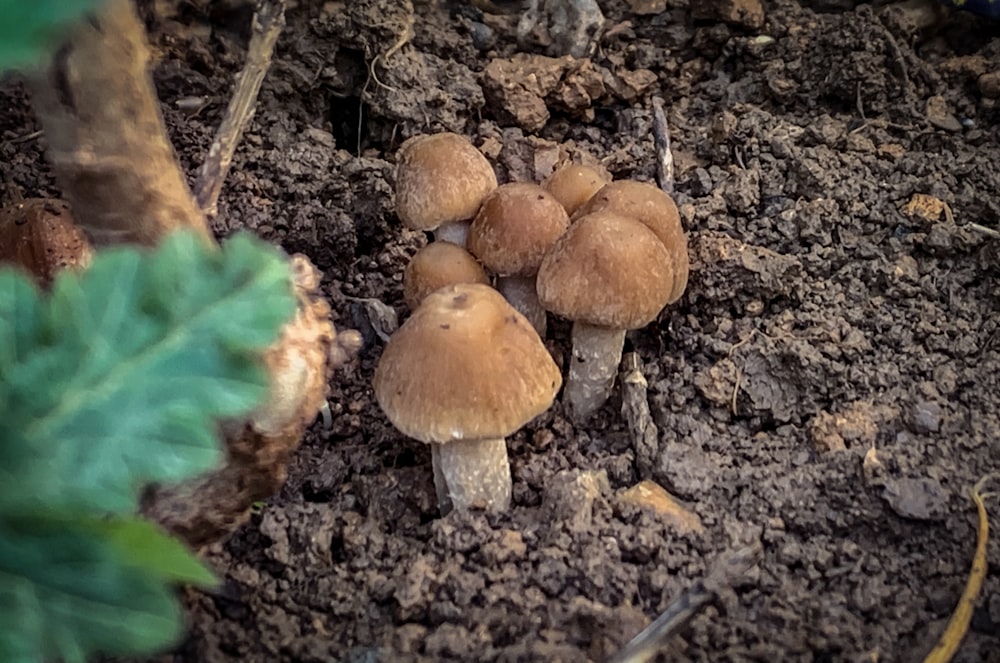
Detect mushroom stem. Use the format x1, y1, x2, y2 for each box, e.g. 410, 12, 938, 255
431, 438, 512, 514
434, 221, 470, 247
498, 274, 547, 335
564, 322, 627, 422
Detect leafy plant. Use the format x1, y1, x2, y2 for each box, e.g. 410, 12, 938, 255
0, 230, 296, 662
0, 0, 107, 71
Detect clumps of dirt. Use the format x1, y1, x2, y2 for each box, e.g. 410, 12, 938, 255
4, 0, 1000, 660
171, 467, 716, 661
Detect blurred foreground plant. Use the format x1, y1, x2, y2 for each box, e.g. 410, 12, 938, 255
0, 0, 105, 71
0, 230, 296, 662
0, 1, 358, 656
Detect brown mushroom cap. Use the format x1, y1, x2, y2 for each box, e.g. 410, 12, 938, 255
542, 164, 611, 216
467, 183, 570, 277
537, 211, 674, 330
573, 180, 689, 304
0, 198, 92, 286
403, 241, 490, 310
395, 133, 499, 232
374, 283, 562, 444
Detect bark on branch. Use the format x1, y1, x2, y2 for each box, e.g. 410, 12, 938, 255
27, 0, 210, 246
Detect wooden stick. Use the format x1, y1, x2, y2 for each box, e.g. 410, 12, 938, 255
609, 542, 762, 663
620, 351, 658, 480
194, 0, 286, 219
922, 474, 997, 663
652, 96, 674, 195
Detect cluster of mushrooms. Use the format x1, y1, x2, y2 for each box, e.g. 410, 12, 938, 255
372, 132, 689, 515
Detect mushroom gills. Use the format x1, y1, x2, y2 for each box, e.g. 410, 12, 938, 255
564, 322, 627, 422
432, 437, 512, 513
498, 274, 547, 335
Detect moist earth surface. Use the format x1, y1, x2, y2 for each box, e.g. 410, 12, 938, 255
2, 0, 999, 661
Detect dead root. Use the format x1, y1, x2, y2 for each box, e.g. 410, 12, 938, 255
922, 473, 997, 663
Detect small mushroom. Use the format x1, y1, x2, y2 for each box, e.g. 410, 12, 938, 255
537, 211, 675, 422
0, 198, 92, 287
467, 182, 569, 334
573, 180, 689, 304
394, 132, 498, 247
402, 241, 490, 311
373, 283, 562, 513
542, 163, 611, 216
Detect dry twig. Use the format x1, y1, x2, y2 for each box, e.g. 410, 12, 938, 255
651, 97, 673, 195
922, 474, 997, 663
609, 542, 763, 663
620, 352, 659, 480
194, 0, 287, 219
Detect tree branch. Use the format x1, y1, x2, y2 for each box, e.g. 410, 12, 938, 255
27, 0, 210, 246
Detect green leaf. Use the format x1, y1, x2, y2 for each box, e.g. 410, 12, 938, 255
96, 517, 217, 587
0, 230, 296, 514
0, 513, 192, 663
0, 1, 108, 73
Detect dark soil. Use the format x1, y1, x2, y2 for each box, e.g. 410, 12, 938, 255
3, 0, 1000, 660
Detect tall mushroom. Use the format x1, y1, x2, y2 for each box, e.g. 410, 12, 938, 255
467, 182, 569, 335
373, 283, 562, 513
394, 132, 498, 247
573, 179, 689, 304
0, 198, 92, 287
537, 211, 676, 422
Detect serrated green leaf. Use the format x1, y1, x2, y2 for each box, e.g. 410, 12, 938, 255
0, 513, 188, 663
95, 517, 217, 587
0, 229, 296, 514
0, 1, 108, 73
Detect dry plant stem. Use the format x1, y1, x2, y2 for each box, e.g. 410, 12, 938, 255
565, 322, 627, 423
194, 0, 286, 219
498, 274, 546, 335
968, 222, 1000, 239
652, 96, 674, 195
609, 542, 763, 663
431, 438, 512, 514
922, 473, 997, 663
434, 221, 470, 247
27, 0, 210, 246
620, 352, 658, 479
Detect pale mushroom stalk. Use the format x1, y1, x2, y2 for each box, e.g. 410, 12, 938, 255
564, 322, 627, 422
497, 274, 547, 335
432, 438, 512, 513
433, 220, 471, 247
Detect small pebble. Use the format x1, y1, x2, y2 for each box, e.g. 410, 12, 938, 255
882, 477, 947, 521
470, 22, 496, 50
910, 400, 942, 434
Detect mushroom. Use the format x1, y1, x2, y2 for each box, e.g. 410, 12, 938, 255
402, 241, 490, 311
573, 179, 689, 304
373, 283, 562, 513
394, 132, 498, 247
542, 163, 611, 216
0, 198, 92, 287
467, 182, 569, 334
536, 211, 675, 422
